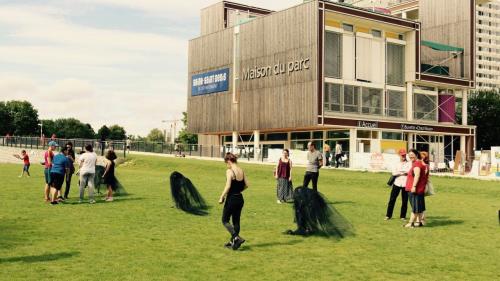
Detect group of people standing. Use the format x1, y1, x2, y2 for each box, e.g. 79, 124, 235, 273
385, 148, 430, 228
42, 142, 118, 205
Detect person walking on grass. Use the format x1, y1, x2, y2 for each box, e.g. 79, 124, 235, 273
49, 147, 70, 205
335, 142, 343, 168
323, 142, 331, 167
303, 142, 323, 191
274, 149, 293, 204
43, 141, 57, 202
404, 149, 429, 228
385, 148, 411, 221
63, 142, 75, 199
14, 150, 30, 177
102, 150, 117, 202
219, 153, 248, 250
79, 144, 97, 204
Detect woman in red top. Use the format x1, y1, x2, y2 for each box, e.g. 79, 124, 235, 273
404, 149, 429, 228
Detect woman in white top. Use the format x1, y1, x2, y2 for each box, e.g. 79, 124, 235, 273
385, 148, 411, 220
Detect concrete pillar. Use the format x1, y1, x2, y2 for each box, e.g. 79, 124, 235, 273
232, 131, 238, 154
407, 133, 414, 149
253, 130, 260, 161
402, 11, 408, 19
460, 135, 466, 152
462, 90, 468, 125
406, 82, 413, 121
349, 128, 357, 168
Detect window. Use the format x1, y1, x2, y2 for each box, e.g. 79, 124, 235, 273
291, 132, 310, 140
382, 132, 402, 140
312, 131, 323, 139
371, 29, 382, 38
361, 88, 382, 115
327, 130, 350, 139
386, 43, 405, 86
398, 34, 404, 40
266, 133, 287, 141
386, 90, 405, 118
324, 83, 341, 112
342, 23, 354, 32
325, 32, 342, 78
414, 93, 437, 121
344, 85, 360, 113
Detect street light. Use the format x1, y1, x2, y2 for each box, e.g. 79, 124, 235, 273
38, 123, 43, 139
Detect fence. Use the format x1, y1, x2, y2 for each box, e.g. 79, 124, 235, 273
0, 136, 267, 162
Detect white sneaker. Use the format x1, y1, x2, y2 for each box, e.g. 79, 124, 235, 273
277, 200, 282, 204
89, 200, 96, 204
105, 197, 113, 202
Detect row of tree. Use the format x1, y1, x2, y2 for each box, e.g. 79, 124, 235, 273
0, 100, 126, 140
144, 112, 198, 144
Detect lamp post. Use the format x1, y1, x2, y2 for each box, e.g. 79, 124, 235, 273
38, 122, 43, 139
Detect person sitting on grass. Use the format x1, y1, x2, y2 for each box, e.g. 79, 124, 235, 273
49, 147, 70, 205
102, 150, 117, 202
14, 150, 30, 178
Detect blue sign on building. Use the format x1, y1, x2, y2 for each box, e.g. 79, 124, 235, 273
191, 68, 230, 96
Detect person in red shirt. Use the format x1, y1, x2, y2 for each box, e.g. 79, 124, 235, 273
14, 150, 30, 177
404, 149, 429, 228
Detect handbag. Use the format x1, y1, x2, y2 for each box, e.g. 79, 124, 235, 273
424, 180, 435, 196
387, 175, 397, 186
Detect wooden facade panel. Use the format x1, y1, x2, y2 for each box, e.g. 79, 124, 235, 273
200, 2, 225, 36
237, 1, 318, 132
189, 1, 318, 134
419, 0, 473, 80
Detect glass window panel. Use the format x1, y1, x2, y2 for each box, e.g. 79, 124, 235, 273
343, 85, 360, 113
386, 43, 405, 86
291, 140, 309, 151
327, 130, 350, 139
387, 90, 405, 118
266, 133, 287, 141
312, 131, 323, 139
382, 132, 402, 140
342, 23, 354, 32
325, 32, 342, 78
357, 130, 371, 139
361, 88, 382, 115
291, 132, 311, 140
414, 93, 437, 121
324, 83, 342, 113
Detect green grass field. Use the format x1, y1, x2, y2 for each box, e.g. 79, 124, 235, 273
0, 155, 499, 281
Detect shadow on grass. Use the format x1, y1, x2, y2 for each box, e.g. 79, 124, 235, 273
0, 251, 79, 264
63, 197, 145, 205
425, 218, 465, 228
328, 201, 355, 205
239, 240, 302, 251
170, 205, 212, 216
0, 220, 26, 250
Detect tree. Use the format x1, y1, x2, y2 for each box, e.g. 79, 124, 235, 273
108, 125, 127, 140
97, 125, 111, 140
147, 128, 165, 142
5, 100, 39, 136
0, 102, 13, 136
41, 118, 95, 139
466, 89, 500, 149
177, 112, 198, 144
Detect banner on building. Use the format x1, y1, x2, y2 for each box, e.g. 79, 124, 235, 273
191, 68, 230, 96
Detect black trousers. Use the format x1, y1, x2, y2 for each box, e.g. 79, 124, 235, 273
335, 154, 342, 168
325, 152, 330, 166
222, 194, 244, 239
64, 173, 73, 198
385, 185, 408, 219
303, 171, 319, 191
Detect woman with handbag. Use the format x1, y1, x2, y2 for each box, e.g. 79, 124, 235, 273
404, 149, 429, 228
385, 148, 411, 220
274, 149, 294, 204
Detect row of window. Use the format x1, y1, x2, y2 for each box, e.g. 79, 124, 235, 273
324, 31, 406, 87
323, 82, 439, 121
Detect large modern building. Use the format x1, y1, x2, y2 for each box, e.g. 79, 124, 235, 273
187, 0, 476, 169
476, 0, 500, 89
349, 0, 500, 89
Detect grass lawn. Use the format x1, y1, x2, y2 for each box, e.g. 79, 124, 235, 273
0, 155, 499, 281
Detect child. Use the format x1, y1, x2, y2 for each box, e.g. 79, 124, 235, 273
14, 150, 30, 177
102, 150, 117, 202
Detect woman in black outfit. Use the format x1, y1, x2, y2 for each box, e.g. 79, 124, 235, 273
219, 153, 248, 250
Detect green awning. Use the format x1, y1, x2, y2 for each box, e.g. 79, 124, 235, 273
421, 40, 464, 52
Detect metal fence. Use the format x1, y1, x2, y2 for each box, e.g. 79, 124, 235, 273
0, 136, 266, 161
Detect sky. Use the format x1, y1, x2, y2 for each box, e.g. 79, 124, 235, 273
0, 0, 299, 136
